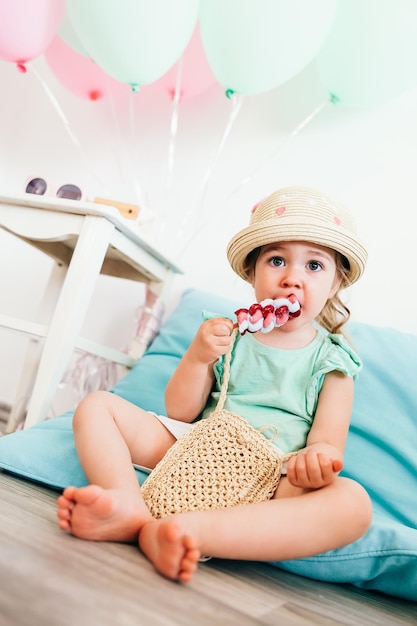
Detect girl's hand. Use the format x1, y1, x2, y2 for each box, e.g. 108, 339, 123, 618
189, 318, 234, 365
286, 448, 343, 489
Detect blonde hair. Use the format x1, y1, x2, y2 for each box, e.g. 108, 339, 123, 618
316, 253, 351, 336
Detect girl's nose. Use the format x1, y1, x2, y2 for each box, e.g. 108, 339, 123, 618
280, 266, 302, 288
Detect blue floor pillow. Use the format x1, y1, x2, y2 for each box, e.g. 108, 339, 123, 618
0, 288, 416, 601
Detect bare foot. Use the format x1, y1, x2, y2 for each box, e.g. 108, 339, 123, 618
139, 518, 201, 582
57, 485, 152, 542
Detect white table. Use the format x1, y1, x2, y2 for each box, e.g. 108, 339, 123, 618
0, 193, 182, 430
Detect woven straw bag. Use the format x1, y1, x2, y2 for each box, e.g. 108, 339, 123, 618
142, 328, 294, 519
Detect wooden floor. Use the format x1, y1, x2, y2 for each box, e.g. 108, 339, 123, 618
1, 471, 416, 626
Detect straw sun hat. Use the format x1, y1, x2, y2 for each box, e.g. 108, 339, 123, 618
227, 186, 367, 286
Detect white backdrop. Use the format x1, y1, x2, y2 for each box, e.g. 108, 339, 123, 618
1, 53, 416, 412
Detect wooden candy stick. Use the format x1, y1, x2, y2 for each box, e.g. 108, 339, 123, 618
234, 296, 301, 335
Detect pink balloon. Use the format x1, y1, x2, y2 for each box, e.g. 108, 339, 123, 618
148, 25, 218, 99
0, 0, 65, 65
45, 36, 129, 101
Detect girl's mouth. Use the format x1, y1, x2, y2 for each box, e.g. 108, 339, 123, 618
234, 296, 301, 335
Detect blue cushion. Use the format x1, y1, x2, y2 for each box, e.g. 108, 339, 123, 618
1, 288, 416, 601
276, 324, 417, 600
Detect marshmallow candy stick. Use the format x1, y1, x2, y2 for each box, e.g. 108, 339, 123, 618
235, 295, 301, 335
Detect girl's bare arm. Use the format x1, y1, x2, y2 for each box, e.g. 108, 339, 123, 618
286, 371, 354, 489
165, 317, 234, 423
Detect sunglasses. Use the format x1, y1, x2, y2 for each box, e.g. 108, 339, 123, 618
24, 177, 140, 220
25, 177, 83, 201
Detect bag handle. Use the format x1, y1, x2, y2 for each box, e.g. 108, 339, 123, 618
215, 326, 239, 412
214, 326, 281, 445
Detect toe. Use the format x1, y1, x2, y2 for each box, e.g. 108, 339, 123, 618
188, 547, 201, 562
74, 485, 105, 505
57, 495, 72, 510
62, 486, 76, 499
178, 562, 198, 583
57, 508, 70, 521
58, 519, 71, 531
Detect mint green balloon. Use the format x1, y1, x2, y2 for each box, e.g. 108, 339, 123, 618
317, 0, 417, 108
199, 0, 337, 95
59, 11, 89, 57
67, 0, 199, 90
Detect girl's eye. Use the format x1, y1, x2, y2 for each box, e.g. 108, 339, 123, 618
308, 260, 323, 272
269, 256, 284, 267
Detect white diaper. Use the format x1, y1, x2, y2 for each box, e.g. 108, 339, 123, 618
133, 413, 193, 474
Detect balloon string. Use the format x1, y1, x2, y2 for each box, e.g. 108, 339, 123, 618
195, 92, 243, 225
176, 96, 331, 262
155, 56, 184, 246
166, 55, 183, 190
29, 63, 109, 193
175, 93, 244, 248
106, 75, 129, 190
128, 91, 147, 209
225, 96, 332, 203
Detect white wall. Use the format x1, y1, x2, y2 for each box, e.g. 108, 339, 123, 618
1, 55, 417, 412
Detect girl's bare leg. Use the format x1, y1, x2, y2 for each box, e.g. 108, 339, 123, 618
57, 390, 202, 580
57, 391, 371, 582
139, 476, 372, 578
57, 391, 175, 543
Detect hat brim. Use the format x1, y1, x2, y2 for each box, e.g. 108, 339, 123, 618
227, 218, 367, 286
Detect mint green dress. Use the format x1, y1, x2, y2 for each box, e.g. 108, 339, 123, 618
201, 327, 362, 454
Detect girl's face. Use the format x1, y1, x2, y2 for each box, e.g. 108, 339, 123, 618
251, 241, 341, 332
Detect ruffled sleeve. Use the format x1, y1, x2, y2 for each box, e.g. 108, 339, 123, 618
306, 333, 362, 416
319, 333, 362, 377
202, 309, 230, 322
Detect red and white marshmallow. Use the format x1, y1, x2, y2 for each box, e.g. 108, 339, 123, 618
235, 295, 301, 335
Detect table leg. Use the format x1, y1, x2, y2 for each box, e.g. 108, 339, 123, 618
6, 263, 67, 433
23, 216, 114, 429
